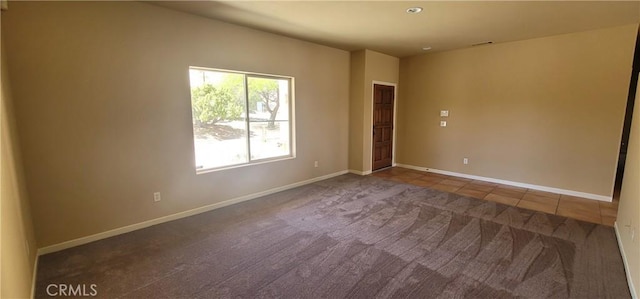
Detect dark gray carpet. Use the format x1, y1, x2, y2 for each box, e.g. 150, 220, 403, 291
35, 174, 630, 298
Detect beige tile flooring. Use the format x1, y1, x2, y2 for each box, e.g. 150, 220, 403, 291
371, 167, 619, 226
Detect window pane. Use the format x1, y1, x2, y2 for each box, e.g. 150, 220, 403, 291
247, 77, 290, 160
247, 77, 290, 122
249, 121, 290, 160
189, 69, 248, 169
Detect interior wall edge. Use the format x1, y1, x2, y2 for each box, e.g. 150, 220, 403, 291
1, 11, 39, 297
395, 163, 612, 202
30, 255, 39, 298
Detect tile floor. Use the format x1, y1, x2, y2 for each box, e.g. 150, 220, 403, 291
371, 167, 619, 226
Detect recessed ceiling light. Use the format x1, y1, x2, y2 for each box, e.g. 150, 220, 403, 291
422, 47, 432, 51
406, 7, 423, 14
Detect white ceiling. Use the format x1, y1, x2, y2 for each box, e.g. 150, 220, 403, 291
152, 1, 640, 57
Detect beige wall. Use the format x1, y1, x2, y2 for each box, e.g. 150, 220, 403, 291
349, 49, 399, 173
397, 25, 637, 197
1, 13, 38, 298
2, 1, 350, 248
617, 78, 640, 297
349, 51, 365, 171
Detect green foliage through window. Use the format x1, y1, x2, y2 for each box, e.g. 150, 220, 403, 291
190, 84, 243, 125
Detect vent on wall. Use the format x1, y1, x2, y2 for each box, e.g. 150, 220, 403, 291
472, 41, 494, 47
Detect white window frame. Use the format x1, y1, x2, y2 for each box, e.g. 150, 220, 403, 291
189, 66, 296, 174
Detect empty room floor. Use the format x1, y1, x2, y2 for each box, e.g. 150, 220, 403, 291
371, 167, 619, 226
34, 173, 630, 298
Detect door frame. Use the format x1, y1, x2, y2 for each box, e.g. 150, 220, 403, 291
370, 81, 398, 172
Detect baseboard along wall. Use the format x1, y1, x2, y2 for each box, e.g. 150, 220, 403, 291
615, 222, 638, 299
395, 163, 612, 202
37, 170, 349, 256
348, 169, 372, 176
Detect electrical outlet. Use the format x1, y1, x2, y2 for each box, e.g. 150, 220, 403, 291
314, 161, 319, 168
463, 158, 469, 165
440, 121, 447, 127
153, 192, 161, 202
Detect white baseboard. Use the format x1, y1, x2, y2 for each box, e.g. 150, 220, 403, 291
615, 222, 637, 299
37, 170, 349, 255
30, 254, 39, 299
395, 164, 612, 202
349, 169, 372, 176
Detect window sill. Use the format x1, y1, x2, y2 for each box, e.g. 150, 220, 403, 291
195, 155, 296, 175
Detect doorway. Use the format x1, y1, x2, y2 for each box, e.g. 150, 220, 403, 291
372, 83, 395, 171
614, 29, 640, 195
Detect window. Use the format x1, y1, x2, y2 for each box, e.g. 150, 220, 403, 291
189, 67, 294, 172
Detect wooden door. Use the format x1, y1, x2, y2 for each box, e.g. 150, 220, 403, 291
372, 84, 395, 171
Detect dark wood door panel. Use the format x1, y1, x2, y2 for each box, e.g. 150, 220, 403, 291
372, 84, 395, 171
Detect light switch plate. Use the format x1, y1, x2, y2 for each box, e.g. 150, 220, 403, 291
440, 121, 447, 127
440, 110, 449, 117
